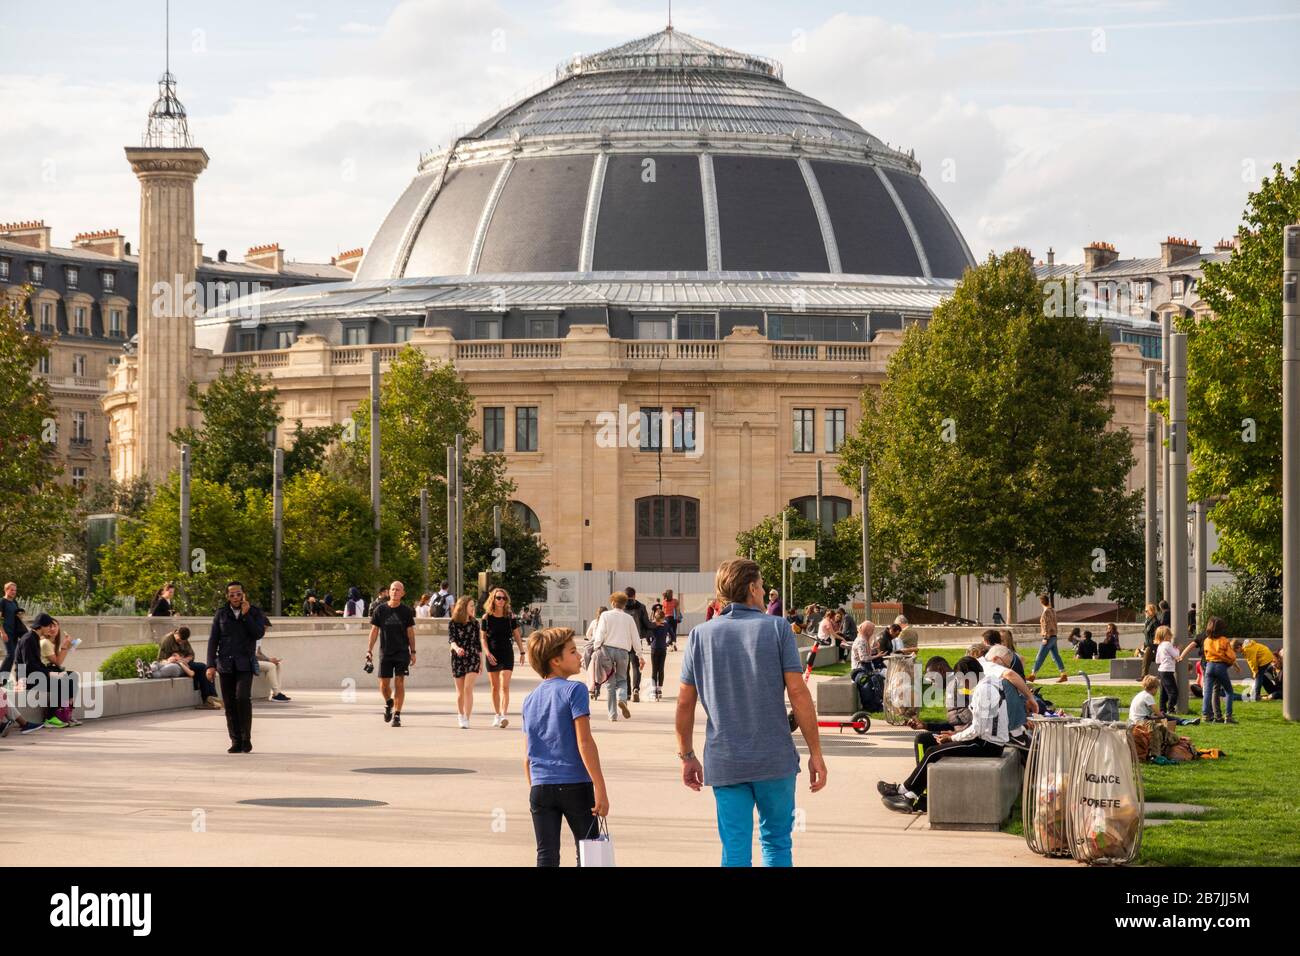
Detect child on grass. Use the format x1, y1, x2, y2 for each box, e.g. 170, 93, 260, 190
522, 627, 609, 867
1129, 675, 1161, 722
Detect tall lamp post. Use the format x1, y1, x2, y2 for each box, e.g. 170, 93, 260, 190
1282, 224, 1299, 721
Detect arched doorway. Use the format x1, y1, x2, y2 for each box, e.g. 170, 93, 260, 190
635, 495, 699, 572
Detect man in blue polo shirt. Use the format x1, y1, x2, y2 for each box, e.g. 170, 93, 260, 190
675, 558, 827, 867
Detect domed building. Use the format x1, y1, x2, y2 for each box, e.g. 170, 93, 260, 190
107, 28, 1144, 591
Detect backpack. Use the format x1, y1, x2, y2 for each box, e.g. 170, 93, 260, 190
851, 667, 884, 712
431, 593, 449, 618
970, 678, 1009, 738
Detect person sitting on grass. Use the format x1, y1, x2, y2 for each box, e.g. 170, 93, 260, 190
879, 644, 1016, 814
521, 626, 608, 867
1129, 675, 1161, 722
1076, 630, 1098, 660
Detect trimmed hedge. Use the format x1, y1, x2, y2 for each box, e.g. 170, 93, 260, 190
99, 644, 161, 681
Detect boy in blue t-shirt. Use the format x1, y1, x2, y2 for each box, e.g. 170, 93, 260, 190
522, 627, 609, 866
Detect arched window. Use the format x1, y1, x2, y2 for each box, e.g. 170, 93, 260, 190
510, 501, 541, 533
790, 495, 851, 533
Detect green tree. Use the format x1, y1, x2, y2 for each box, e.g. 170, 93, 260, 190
1185, 160, 1300, 577
337, 347, 514, 578
839, 251, 1140, 608
98, 475, 272, 613
735, 509, 859, 609
837, 513, 945, 606
0, 288, 79, 586
171, 365, 342, 495
463, 512, 550, 605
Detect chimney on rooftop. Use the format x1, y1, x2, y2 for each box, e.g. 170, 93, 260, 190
331, 247, 365, 275
1160, 236, 1200, 268
218, 249, 228, 263
1214, 237, 1235, 254
72, 228, 126, 259
1047, 247, 1055, 267
245, 243, 285, 272
0, 220, 52, 252
1083, 241, 1118, 273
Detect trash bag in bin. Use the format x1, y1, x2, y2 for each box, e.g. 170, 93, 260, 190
1067, 720, 1144, 865
1022, 716, 1079, 857
883, 654, 920, 726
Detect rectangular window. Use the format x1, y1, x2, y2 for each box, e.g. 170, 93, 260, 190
483, 407, 505, 453
40, 302, 53, 332
72, 354, 86, 377
0, 259, 9, 280
672, 407, 696, 453
71, 467, 87, 492
1172, 278, 1185, 296
825, 408, 846, 453
102, 271, 115, 291
109, 309, 123, 337
525, 316, 557, 339
793, 408, 815, 453
276, 329, 296, 349
676, 313, 716, 340
343, 326, 369, 346
393, 324, 415, 343
474, 318, 502, 340
37, 355, 50, 375
635, 318, 671, 340
65, 266, 78, 289
30, 263, 44, 285
74, 307, 87, 335
72, 411, 88, 442
515, 407, 538, 452
639, 407, 663, 451
237, 331, 257, 352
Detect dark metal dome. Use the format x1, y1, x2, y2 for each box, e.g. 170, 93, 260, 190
355, 29, 973, 283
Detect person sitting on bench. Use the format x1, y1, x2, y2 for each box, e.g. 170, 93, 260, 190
878, 644, 1016, 814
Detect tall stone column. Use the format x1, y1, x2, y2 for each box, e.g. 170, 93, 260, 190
125, 146, 209, 481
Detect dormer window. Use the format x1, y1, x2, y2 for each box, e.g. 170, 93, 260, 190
29, 263, 44, 285
102, 271, 115, 292
65, 266, 79, 289
1172, 277, 1185, 296
0, 258, 9, 281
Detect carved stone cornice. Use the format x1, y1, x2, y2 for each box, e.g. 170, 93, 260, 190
124, 147, 210, 179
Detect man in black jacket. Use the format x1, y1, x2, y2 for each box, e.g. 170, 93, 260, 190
623, 587, 652, 703
206, 581, 268, 754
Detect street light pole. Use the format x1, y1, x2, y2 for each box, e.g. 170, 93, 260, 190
1169, 332, 1190, 712
272, 448, 283, 617
1144, 369, 1159, 608
1282, 223, 1299, 721
370, 352, 381, 576
1161, 310, 1173, 603
860, 465, 871, 620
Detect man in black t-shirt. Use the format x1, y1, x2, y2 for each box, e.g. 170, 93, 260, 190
1, 581, 23, 680
366, 580, 417, 728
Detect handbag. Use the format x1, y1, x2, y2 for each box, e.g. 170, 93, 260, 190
579, 816, 616, 867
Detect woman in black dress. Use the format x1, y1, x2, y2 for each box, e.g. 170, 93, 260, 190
447, 596, 480, 729
479, 587, 524, 729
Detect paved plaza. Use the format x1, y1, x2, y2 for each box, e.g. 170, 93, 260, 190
1, 650, 1066, 867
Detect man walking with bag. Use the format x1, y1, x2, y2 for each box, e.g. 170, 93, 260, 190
676, 559, 827, 867
207, 581, 269, 754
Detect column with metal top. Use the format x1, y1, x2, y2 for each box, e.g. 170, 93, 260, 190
1169, 332, 1190, 711
179, 444, 190, 576
370, 352, 381, 575
420, 488, 430, 596
1282, 224, 1299, 721
272, 448, 283, 616
1161, 311, 1173, 603
445, 447, 456, 594
1144, 369, 1159, 607
454, 433, 465, 599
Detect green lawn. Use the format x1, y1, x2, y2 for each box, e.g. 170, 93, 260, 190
825, 665, 1300, 866
814, 645, 1116, 677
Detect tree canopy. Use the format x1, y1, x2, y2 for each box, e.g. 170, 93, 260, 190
1184, 160, 1300, 577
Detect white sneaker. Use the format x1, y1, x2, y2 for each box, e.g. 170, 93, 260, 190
498, 715, 510, 728
457, 715, 469, 729
491, 714, 501, 728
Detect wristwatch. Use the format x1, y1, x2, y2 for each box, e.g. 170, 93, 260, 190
678, 750, 696, 762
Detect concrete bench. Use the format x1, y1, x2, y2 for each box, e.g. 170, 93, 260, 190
928, 750, 1023, 831
13, 672, 274, 724
1109, 658, 1143, 680
816, 677, 863, 716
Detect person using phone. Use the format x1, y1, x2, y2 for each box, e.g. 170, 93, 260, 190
206, 581, 268, 754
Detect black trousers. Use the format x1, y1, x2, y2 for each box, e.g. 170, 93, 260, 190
218, 671, 254, 745
189, 664, 217, 700
902, 737, 1004, 807
1159, 671, 1179, 713
650, 649, 667, 688
629, 648, 642, 692
529, 782, 598, 867
0, 636, 15, 678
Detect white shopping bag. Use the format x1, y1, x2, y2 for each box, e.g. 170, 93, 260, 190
579, 816, 616, 867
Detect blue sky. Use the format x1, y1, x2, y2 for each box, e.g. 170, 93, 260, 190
2, 0, 1297, 266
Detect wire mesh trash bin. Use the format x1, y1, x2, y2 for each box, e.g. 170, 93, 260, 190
1066, 720, 1144, 865
1022, 715, 1081, 857
882, 653, 920, 726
